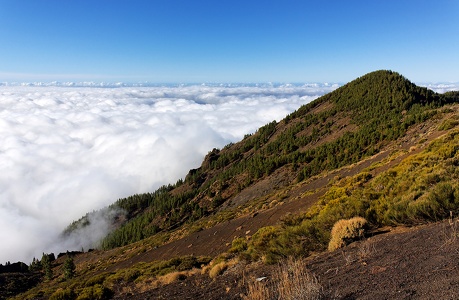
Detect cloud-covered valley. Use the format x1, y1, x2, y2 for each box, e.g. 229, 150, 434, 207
0, 84, 338, 263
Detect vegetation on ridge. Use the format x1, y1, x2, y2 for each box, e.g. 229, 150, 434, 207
239, 129, 459, 263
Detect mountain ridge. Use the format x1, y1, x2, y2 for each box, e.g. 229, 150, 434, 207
92, 70, 454, 251
4, 70, 459, 299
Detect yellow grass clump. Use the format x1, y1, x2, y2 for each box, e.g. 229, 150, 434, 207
328, 217, 367, 251
209, 261, 229, 279
158, 271, 187, 285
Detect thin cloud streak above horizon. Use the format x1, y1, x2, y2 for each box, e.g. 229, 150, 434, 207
0, 84, 337, 263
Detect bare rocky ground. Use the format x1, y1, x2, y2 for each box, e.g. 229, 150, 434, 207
309, 221, 459, 300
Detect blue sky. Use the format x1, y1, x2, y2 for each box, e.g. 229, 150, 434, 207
0, 0, 458, 83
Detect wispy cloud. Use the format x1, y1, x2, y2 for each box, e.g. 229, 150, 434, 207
0, 84, 335, 263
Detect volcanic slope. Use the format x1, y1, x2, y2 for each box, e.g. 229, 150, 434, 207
93, 70, 456, 252
7, 70, 459, 299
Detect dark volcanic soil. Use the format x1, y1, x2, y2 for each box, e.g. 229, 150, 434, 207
309, 221, 459, 300
115, 220, 459, 299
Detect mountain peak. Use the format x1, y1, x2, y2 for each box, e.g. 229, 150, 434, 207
330, 69, 436, 111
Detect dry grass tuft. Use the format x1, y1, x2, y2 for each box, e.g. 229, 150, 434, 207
206, 257, 239, 279
244, 257, 328, 300
133, 268, 201, 294
357, 239, 376, 261
441, 213, 459, 248
328, 217, 367, 251
209, 261, 229, 279
245, 279, 272, 300
275, 258, 324, 300
158, 271, 187, 285
201, 264, 211, 275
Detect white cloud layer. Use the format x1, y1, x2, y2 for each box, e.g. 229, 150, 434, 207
420, 83, 459, 94
0, 84, 336, 263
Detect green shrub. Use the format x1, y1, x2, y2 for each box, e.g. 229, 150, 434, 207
438, 118, 459, 131
406, 183, 458, 221
105, 265, 143, 285
247, 226, 281, 262
229, 237, 248, 253
176, 256, 205, 271
76, 285, 113, 300
84, 273, 109, 287
49, 288, 76, 300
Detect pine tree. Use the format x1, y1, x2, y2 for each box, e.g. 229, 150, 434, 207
41, 253, 53, 281
29, 257, 42, 272
63, 255, 76, 280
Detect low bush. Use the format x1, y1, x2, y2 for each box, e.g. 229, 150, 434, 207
328, 217, 367, 251
75, 285, 113, 300
406, 183, 459, 221
105, 267, 141, 285
49, 288, 76, 300
229, 237, 248, 253
438, 118, 459, 131
84, 273, 109, 287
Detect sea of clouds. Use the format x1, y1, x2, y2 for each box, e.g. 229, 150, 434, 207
0, 83, 339, 263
